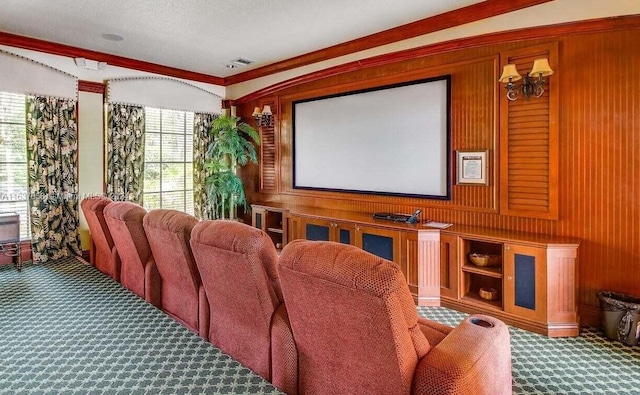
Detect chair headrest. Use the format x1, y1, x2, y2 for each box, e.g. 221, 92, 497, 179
104, 201, 146, 223
279, 239, 405, 298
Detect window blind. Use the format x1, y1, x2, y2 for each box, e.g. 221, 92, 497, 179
0, 92, 30, 240
143, 107, 194, 215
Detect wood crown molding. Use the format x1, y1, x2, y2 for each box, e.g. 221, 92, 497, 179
0, 31, 224, 86
78, 80, 106, 94
234, 14, 640, 104
224, 0, 553, 85
222, 99, 236, 109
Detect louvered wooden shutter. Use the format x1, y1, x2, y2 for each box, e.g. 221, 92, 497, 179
259, 98, 279, 193
499, 43, 559, 219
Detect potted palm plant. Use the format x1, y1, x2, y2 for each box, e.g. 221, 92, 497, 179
204, 115, 260, 219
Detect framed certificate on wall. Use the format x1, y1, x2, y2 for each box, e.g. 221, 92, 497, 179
456, 150, 488, 185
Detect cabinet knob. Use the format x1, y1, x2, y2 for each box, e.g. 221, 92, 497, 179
504, 246, 510, 251
507, 276, 513, 281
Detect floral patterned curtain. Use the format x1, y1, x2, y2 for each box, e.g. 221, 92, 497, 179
106, 103, 145, 203
26, 95, 82, 262
193, 112, 218, 220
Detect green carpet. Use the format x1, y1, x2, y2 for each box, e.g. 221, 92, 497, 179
1, 258, 639, 394
416, 307, 640, 394
0, 258, 281, 394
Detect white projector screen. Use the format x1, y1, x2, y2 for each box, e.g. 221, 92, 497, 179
293, 76, 450, 199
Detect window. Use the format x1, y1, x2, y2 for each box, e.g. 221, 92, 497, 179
143, 107, 194, 215
0, 92, 30, 240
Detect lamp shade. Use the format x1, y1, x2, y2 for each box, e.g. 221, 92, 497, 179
252, 107, 261, 116
499, 64, 522, 82
261, 105, 272, 115
529, 58, 554, 77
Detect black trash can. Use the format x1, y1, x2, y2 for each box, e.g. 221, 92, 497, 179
597, 291, 640, 346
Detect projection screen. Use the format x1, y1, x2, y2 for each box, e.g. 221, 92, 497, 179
293, 76, 450, 199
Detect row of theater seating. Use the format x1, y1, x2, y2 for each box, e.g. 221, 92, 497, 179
80, 196, 513, 395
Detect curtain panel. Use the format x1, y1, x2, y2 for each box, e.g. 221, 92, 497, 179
193, 113, 218, 220
106, 103, 145, 203
26, 95, 82, 262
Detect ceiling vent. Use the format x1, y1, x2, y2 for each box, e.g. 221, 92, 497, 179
226, 58, 254, 68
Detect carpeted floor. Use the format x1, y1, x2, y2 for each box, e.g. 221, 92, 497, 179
1, 258, 639, 394
416, 307, 640, 395
0, 258, 281, 395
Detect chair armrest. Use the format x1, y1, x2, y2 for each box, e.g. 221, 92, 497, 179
413, 314, 512, 395
271, 304, 298, 395
144, 257, 162, 309
198, 285, 210, 341
111, 246, 121, 281
417, 317, 453, 347
89, 239, 96, 265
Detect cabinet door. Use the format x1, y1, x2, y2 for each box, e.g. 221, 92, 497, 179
333, 221, 355, 245
302, 217, 332, 241
503, 244, 547, 321
439, 233, 458, 299
400, 232, 419, 297
354, 225, 401, 264
287, 215, 303, 242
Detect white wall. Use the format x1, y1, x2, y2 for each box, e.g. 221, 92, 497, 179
77, 91, 105, 250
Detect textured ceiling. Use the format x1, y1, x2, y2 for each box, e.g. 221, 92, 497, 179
0, 0, 484, 78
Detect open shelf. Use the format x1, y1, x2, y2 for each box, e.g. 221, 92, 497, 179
267, 227, 283, 234
461, 264, 502, 278
462, 291, 503, 309
460, 236, 504, 311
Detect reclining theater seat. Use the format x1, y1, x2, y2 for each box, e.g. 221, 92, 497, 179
143, 209, 205, 335
80, 196, 120, 281
278, 240, 512, 395
103, 201, 160, 307
190, 220, 297, 394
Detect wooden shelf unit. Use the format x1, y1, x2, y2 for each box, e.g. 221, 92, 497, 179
251, 203, 289, 251
442, 226, 580, 337
252, 203, 441, 304
251, 204, 580, 337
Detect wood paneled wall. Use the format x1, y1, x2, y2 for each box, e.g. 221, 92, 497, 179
238, 24, 640, 326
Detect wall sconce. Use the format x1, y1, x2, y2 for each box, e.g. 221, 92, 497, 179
499, 58, 553, 101
252, 105, 273, 127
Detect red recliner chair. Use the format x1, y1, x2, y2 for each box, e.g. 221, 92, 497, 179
190, 220, 297, 394
143, 209, 205, 335
104, 201, 161, 307
80, 196, 120, 281
278, 240, 512, 395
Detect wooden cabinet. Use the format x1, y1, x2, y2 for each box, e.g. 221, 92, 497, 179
441, 226, 579, 337
285, 210, 439, 303
439, 233, 458, 300
503, 243, 547, 322
293, 216, 355, 244
261, 204, 578, 336
251, 204, 289, 250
